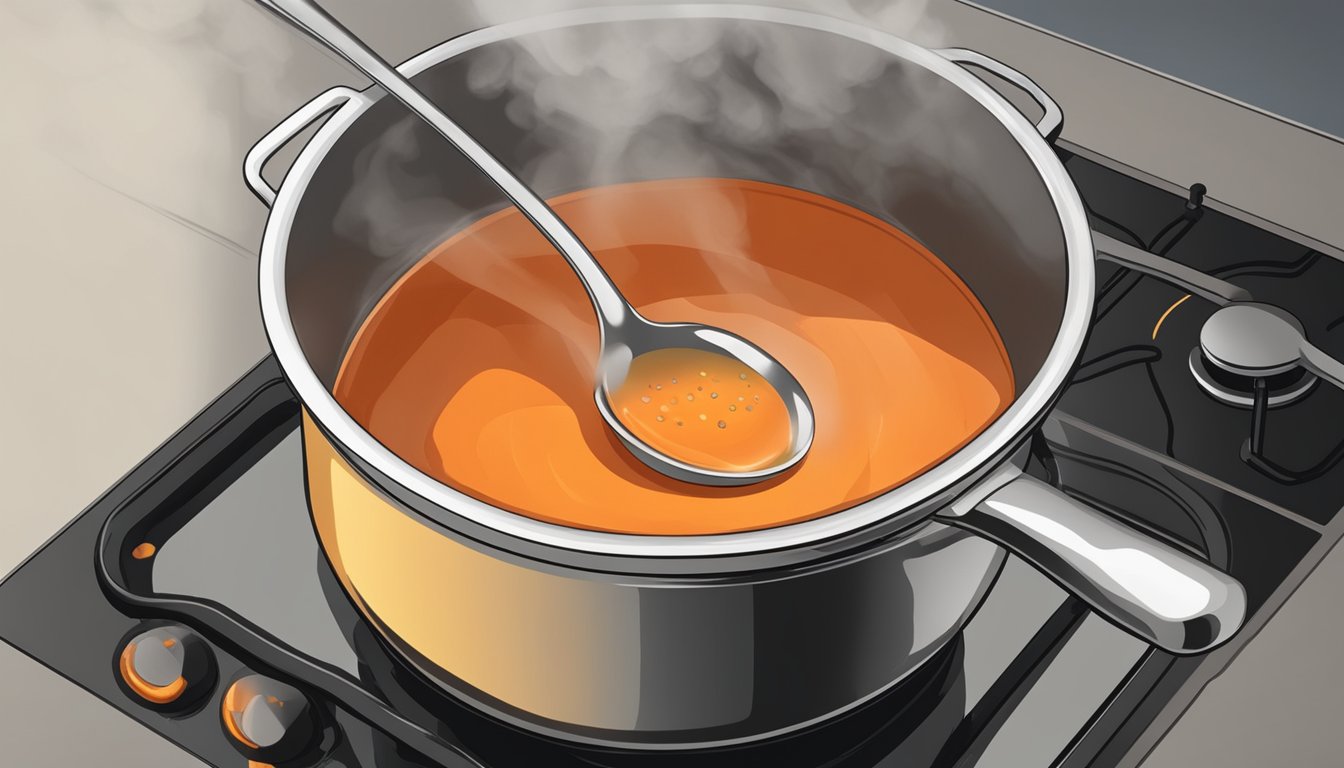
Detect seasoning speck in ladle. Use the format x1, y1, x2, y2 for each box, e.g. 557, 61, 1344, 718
256, 0, 815, 485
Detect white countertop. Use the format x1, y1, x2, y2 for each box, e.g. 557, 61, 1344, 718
1, 1, 1340, 765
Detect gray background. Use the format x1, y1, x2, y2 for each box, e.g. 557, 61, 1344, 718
966, 0, 1344, 140
2, 1, 1342, 766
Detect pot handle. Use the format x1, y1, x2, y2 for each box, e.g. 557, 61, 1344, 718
938, 469, 1245, 655
244, 86, 361, 207
936, 48, 1063, 142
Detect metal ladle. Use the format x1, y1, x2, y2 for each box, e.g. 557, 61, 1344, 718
254, 0, 815, 486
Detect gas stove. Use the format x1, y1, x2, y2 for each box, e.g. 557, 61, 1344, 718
2, 147, 1340, 768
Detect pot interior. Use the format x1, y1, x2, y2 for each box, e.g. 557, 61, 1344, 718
281, 15, 1069, 398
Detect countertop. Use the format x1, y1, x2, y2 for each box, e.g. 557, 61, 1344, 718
963, 0, 1344, 142
2, 1, 1341, 766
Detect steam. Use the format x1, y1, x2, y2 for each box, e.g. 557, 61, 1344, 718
332, 2, 958, 260
323, 1, 975, 371
452, 0, 955, 205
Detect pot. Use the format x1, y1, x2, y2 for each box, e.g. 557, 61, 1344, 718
245, 5, 1245, 749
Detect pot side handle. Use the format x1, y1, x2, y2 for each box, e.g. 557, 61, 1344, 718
936, 48, 1063, 142
937, 471, 1246, 655
244, 86, 361, 207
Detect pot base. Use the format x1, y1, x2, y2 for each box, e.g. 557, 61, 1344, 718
303, 412, 1006, 748
354, 615, 968, 760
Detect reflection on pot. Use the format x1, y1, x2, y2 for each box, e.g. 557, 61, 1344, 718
306, 410, 1004, 745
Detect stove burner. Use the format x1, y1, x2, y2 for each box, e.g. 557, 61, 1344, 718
1201, 303, 1308, 377
1188, 348, 1317, 408
1190, 303, 1319, 408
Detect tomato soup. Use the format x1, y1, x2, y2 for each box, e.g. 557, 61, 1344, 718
333, 178, 1014, 535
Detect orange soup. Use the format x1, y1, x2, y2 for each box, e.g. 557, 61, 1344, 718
334, 178, 1014, 535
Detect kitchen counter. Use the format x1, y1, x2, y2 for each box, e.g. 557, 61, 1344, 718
2, 1, 1341, 765
963, 0, 1344, 142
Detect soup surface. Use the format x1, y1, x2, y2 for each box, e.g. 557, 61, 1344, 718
334, 178, 1014, 535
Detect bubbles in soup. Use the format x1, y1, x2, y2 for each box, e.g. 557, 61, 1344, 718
334, 178, 1015, 535
609, 347, 792, 473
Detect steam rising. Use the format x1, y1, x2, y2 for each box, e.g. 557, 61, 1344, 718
316, 2, 985, 377
457, 0, 958, 210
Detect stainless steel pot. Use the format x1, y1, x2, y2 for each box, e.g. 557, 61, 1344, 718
245, 5, 1246, 749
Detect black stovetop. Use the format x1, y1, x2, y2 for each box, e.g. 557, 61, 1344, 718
1060, 153, 1344, 522
0, 149, 1339, 768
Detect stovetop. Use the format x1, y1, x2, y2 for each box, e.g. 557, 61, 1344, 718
1, 148, 1339, 768
1061, 153, 1344, 520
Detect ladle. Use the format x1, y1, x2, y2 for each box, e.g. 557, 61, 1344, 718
255, 0, 815, 485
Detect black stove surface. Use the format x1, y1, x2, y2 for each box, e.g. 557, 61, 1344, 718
1, 149, 1339, 768
1060, 153, 1344, 522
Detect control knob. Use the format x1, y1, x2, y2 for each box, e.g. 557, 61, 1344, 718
221, 674, 317, 763
116, 624, 215, 711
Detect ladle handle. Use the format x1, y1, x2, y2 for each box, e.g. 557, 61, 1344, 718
252, 0, 631, 330
936, 48, 1063, 141
939, 472, 1245, 655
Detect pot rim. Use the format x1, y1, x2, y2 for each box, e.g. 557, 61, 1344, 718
258, 3, 1095, 559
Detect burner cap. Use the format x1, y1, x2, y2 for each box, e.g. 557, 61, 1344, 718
1200, 303, 1305, 377
1189, 349, 1316, 408
1191, 304, 1318, 408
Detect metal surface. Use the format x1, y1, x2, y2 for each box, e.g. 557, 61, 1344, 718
1093, 230, 1252, 305
1301, 340, 1344, 392
242, 6, 1255, 740
1188, 349, 1318, 409
941, 472, 1246, 654
304, 411, 1005, 747
589, 322, 816, 485
1196, 303, 1344, 393
936, 46, 1064, 141
1201, 303, 1312, 378
252, 0, 624, 327
243, 86, 358, 207
253, 3, 1095, 564
254, 0, 815, 486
